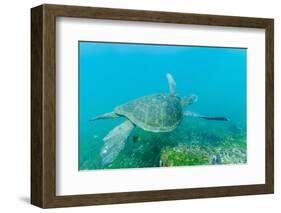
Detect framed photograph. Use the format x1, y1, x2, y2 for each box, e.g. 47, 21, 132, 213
31, 4, 274, 208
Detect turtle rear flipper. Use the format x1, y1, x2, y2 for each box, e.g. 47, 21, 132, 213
199, 116, 229, 121
100, 120, 135, 165
184, 111, 228, 121
89, 111, 119, 121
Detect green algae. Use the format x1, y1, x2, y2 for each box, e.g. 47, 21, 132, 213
160, 144, 210, 166
80, 117, 247, 170
159, 136, 246, 167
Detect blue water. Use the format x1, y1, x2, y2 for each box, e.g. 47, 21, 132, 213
79, 41, 247, 170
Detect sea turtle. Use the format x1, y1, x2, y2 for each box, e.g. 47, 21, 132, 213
90, 73, 228, 165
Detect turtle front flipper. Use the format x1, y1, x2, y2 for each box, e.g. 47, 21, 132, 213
184, 111, 229, 121
100, 119, 135, 166
89, 111, 119, 121
166, 73, 176, 96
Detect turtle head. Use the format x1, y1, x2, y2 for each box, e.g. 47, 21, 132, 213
181, 95, 198, 107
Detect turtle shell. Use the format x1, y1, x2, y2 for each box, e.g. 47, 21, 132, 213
114, 94, 183, 132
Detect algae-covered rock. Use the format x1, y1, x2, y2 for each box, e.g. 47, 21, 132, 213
213, 136, 247, 164
160, 144, 211, 166
80, 116, 247, 170
160, 135, 247, 167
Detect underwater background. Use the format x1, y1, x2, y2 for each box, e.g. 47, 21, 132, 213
79, 41, 247, 170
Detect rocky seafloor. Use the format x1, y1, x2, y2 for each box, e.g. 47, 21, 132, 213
80, 118, 246, 170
